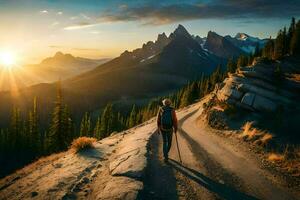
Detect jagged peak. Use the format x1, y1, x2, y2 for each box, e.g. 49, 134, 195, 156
207, 31, 221, 37
156, 32, 168, 42
171, 24, 191, 38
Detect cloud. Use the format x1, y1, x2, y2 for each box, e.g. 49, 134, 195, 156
39, 10, 48, 14
57, 11, 63, 15
81, 13, 91, 20
97, 0, 300, 25
50, 21, 60, 27
119, 4, 128, 10
89, 31, 100, 34
69, 13, 91, 21
64, 22, 96, 30
70, 16, 78, 20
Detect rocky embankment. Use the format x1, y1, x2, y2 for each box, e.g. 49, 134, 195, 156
216, 57, 300, 113
0, 120, 157, 200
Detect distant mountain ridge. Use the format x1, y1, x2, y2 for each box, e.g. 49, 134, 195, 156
204, 31, 245, 58
38, 51, 109, 69
0, 52, 110, 92
65, 24, 223, 96
195, 31, 268, 57
225, 33, 268, 54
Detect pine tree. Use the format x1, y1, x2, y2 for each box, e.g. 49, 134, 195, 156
180, 86, 192, 107
80, 112, 91, 137
288, 17, 296, 53
274, 29, 285, 59
226, 58, 237, 73
62, 105, 73, 143
94, 116, 101, 139
128, 105, 137, 128
10, 107, 22, 152
0, 129, 7, 156
237, 55, 248, 68
282, 27, 288, 55
28, 97, 39, 155
47, 81, 69, 152
100, 103, 113, 138
290, 20, 300, 56
262, 38, 274, 59
211, 65, 223, 84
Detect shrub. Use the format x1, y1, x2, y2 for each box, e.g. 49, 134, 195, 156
242, 121, 254, 134
268, 153, 285, 162
254, 133, 273, 146
240, 121, 273, 146
70, 137, 96, 153
240, 121, 256, 139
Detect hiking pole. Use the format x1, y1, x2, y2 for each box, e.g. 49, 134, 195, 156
174, 131, 182, 164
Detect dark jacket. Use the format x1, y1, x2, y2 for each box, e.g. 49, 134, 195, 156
157, 106, 178, 133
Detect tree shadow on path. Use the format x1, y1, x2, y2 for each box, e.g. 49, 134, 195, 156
168, 159, 260, 200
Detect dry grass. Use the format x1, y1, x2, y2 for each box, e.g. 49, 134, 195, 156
268, 153, 285, 162
282, 158, 300, 176
267, 147, 300, 177
212, 105, 224, 112
254, 133, 273, 146
240, 123, 300, 177
240, 121, 260, 140
71, 137, 96, 153
241, 121, 254, 135
239, 121, 273, 146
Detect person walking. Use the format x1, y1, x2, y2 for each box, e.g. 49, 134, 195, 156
157, 98, 178, 162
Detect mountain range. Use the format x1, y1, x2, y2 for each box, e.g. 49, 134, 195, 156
0, 25, 268, 125
0, 52, 109, 91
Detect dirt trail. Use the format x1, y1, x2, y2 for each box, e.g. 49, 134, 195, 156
140, 102, 299, 200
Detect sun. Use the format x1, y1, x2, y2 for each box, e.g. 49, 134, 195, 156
0, 51, 16, 68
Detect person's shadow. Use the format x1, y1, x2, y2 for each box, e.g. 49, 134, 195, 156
168, 159, 260, 200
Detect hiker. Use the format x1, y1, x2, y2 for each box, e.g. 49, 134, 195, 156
157, 98, 178, 162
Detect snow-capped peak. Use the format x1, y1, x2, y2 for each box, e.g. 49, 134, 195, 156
235, 33, 250, 41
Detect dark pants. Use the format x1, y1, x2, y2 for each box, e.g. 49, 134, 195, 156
161, 130, 173, 159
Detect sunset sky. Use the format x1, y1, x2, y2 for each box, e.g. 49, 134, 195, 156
0, 0, 299, 64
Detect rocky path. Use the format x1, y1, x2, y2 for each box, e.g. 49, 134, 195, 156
140, 101, 300, 200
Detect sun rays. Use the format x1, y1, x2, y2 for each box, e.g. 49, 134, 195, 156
0, 50, 16, 68
0, 60, 51, 98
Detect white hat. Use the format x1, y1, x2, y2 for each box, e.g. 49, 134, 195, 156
162, 98, 172, 106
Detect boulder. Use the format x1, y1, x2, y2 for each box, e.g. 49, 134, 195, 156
241, 92, 255, 106
238, 83, 291, 105
253, 95, 277, 112
235, 101, 255, 111
217, 82, 243, 101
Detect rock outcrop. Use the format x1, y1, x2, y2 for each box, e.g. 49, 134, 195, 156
216, 58, 299, 112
